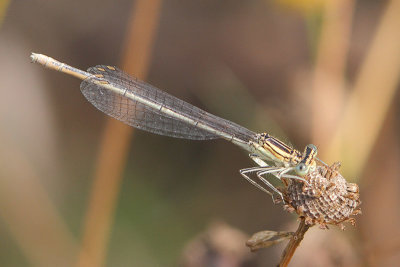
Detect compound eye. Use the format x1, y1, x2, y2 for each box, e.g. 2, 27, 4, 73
295, 163, 308, 176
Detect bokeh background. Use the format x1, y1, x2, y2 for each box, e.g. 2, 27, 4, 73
1, 0, 400, 266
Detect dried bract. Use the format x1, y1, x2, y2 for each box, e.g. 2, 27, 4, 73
283, 162, 361, 229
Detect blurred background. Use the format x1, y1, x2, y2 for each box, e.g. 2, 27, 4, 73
1, 0, 399, 266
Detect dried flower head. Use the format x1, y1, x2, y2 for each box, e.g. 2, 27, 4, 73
283, 162, 361, 230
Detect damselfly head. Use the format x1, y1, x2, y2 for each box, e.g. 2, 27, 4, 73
294, 144, 318, 176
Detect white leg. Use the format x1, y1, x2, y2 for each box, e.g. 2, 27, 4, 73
278, 168, 310, 185
316, 157, 328, 167
249, 153, 269, 167
239, 169, 274, 197
240, 166, 285, 202
255, 172, 284, 200
240, 166, 274, 174
280, 173, 309, 184
258, 167, 310, 185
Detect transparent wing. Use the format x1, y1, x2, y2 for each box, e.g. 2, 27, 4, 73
80, 65, 256, 142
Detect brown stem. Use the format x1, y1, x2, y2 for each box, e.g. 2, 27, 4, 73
278, 217, 310, 267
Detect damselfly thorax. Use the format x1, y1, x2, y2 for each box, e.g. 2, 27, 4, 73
242, 133, 319, 201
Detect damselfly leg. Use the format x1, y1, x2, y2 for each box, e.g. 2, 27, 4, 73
240, 166, 285, 202
258, 167, 310, 184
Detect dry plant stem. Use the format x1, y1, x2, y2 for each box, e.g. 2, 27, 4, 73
278, 217, 310, 267
76, 1, 162, 267
0, 137, 78, 266
311, 0, 355, 146
0, 0, 11, 25
325, 0, 400, 177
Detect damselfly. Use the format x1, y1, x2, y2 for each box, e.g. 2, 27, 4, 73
31, 53, 323, 202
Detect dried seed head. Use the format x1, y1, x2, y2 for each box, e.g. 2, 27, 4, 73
283, 162, 361, 229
